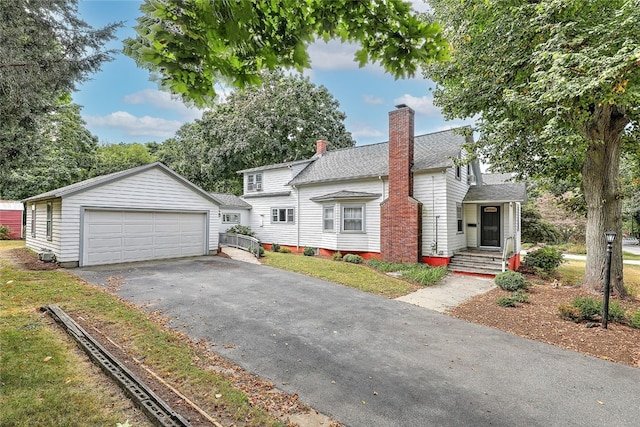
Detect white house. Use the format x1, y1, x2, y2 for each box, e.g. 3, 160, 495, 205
236, 105, 526, 274
23, 162, 221, 267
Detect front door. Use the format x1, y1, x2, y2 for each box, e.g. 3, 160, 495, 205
481, 206, 501, 247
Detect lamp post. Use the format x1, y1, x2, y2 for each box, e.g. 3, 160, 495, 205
602, 231, 616, 329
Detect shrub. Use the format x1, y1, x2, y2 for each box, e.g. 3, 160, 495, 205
332, 251, 343, 261
0, 225, 10, 240
494, 271, 528, 291
343, 254, 363, 264
497, 290, 529, 307
271, 243, 281, 252
558, 304, 582, 322
571, 297, 601, 321
524, 247, 564, 275
226, 225, 255, 237
249, 245, 265, 257
303, 247, 316, 256
279, 247, 292, 253
367, 259, 411, 272
402, 266, 447, 286
607, 301, 626, 322
630, 310, 640, 329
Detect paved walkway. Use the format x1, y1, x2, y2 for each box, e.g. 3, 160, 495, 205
220, 246, 261, 264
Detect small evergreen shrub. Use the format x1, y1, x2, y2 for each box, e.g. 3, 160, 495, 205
497, 290, 529, 307
494, 271, 528, 291
0, 225, 10, 240
524, 247, 564, 275
343, 254, 364, 264
607, 301, 626, 322
571, 297, 601, 321
303, 247, 316, 256
271, 243, 281, 252
630, 310, 640, 329
226, 225, 255, 237
332, 251, 343, 261
279, 247, 292, 253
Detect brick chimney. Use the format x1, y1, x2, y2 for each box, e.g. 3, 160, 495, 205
316, 139, 328, 156
380, 105, 422, 263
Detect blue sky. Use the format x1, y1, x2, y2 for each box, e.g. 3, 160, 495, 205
74, 0, 474, 146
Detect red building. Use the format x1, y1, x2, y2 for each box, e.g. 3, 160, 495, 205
0, 201, 24, 239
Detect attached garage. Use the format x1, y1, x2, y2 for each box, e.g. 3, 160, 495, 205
82, 210, 207, 266
23, 163, 221, 267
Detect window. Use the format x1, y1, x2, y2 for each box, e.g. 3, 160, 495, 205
455, 152, 461, 180
342, 204, 364, 232
46, 202, 53, 240
31, 204, 36, 238
247, 173, 263, 192
323, 205, 334, 231
457, 204, 463, 233
271, 208, 294, 223
222, 213, 240, 224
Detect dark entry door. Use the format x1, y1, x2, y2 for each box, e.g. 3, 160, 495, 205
481, 206, 501, 247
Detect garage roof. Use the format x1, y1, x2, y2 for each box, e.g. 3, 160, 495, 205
23, 162, 221, 205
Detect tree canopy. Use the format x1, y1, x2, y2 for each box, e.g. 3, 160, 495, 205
157, 70, 354, 194
0, 0, 120, 178
123, 0, 448, 106
424, 0, 640, 295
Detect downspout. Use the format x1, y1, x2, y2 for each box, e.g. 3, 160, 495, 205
432, 175, 437, 254
294, 185, 300, 251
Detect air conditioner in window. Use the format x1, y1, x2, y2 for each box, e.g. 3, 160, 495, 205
255, 183, 262, 191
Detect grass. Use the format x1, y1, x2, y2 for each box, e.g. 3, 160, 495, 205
261, 252, 428, 298
558, 260, 640, 297
0, 241, 283, 427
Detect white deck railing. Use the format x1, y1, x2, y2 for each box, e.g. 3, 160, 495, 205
219, 233, 262, 258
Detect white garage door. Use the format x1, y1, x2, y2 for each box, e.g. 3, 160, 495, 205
82, 210, 207, 266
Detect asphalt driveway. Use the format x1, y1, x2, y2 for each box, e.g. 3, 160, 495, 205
72, 256, 640, 427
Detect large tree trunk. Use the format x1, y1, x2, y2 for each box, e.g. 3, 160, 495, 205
581, 104, 628, 297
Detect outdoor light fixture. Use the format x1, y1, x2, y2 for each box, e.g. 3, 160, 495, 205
602, 231, 616, 328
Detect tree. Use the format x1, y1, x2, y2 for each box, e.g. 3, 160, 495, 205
92, 143, 157, 177
424, 0, 640, 296
123, 0, 448, 106
157, 71, 355, 193
0, 0, 120, 179
1, 96, 99, 200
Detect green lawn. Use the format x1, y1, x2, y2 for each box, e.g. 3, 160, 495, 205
260, 251, 430, 298
0, 242, 283, 427
558, 260, 640, 297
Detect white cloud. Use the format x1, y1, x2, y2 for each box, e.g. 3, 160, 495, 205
408, 0, 432, 13
363, 94, 384, 105
350, 123, 385, 140
84, 111, 183, 139
123, 89, 203, 121
393, 94, 440, 117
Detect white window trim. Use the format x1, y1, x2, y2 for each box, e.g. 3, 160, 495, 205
271, 207, 295, 224
341, 203, 365, 233
323, 205, 335, 232
456, 203, 463, 234
31, 204, 36, 238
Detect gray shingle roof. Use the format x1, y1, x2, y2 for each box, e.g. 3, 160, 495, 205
289, 128, 468, 185
481, 173, 517, 185
463, 183, 527, 203
23, 162, 220, 205
310, 190, 382, 202
209, 193, 252, 209
238, 158, 313, 174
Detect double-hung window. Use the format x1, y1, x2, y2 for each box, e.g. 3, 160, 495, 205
342, 204, 364, 232
323, 205, 335, 231
247, 173, 263, 192
456, 203, 463, 233
272, 208, 294, 223
46, 202, 53, 240
31, 204, 36, 237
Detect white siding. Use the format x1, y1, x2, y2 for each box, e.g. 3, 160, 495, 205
445, 166, 471, 255
413, 171, 448, 257
243, 167, 293, 195
298, 179, 384, 252
54, 167, 218, 264
245, 194, 298, 246
25, 199, 62, 257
